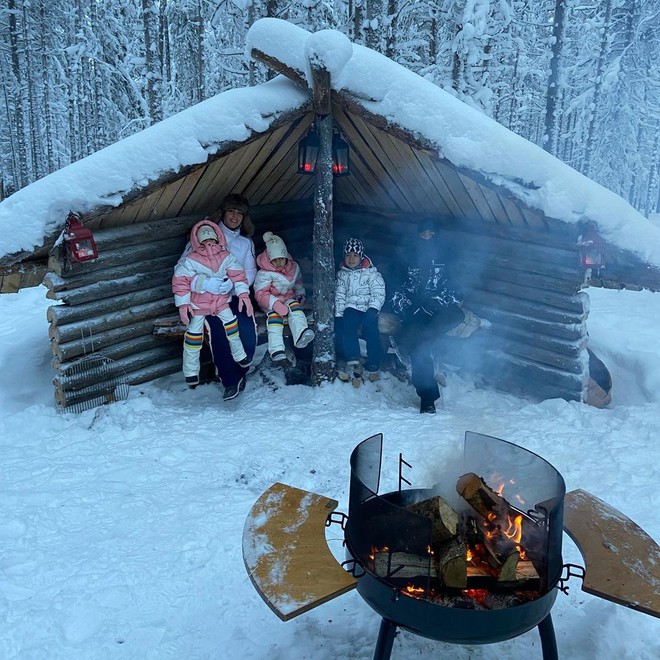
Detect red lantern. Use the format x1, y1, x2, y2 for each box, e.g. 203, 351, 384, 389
297, 126, 320, 175
297, 125, 350, 177
578, 226, 605, 270
64, 212, 98, 263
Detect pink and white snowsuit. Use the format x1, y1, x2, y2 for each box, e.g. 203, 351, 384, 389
253, 249, 309, 356
172, 220, 250, 379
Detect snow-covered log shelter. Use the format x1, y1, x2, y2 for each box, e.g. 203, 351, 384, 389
1, 18, 660, 409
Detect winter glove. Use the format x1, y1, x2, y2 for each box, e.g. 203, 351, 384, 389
273, 300, 289, 317
238, 294, 254, 317
193, 274, 232, 295
178, 304, 193, 326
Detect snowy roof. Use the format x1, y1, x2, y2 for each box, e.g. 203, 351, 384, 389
2, 17, 660, 270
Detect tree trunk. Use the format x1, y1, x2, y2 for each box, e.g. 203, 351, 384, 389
543, 0, 566, 155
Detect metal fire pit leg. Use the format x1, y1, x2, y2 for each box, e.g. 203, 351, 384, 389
537, 613, 559, 660
373, 618, 398, 660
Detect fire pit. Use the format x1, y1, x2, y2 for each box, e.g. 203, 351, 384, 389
243, 432, 660, 659
344, 431, 564, 658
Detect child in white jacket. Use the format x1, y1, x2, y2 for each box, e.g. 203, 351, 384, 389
253, 232, 314, 362
335, 237, 386, 381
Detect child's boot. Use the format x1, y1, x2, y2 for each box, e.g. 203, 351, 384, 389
224, 316, 251, 367
288, 302, 314, 349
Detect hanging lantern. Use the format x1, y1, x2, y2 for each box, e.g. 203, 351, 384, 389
578, 225, 605, 270
332, 129, 350, 177
64, 211, 98, 263
297, 125, 320, 175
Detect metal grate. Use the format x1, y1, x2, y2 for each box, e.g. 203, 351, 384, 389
56, 355, 130, 414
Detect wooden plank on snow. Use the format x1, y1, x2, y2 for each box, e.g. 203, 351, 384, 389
243, 482, 356, 621
563, 489, 660, 618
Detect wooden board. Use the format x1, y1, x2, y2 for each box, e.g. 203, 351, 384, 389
242, 482, 356, 621
563, 489, 660, 618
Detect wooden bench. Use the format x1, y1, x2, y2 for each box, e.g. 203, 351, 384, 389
563, 488, 660, 618
242, 482, 356, 621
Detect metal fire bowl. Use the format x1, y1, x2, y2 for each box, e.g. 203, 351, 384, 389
351, 565, 558, 645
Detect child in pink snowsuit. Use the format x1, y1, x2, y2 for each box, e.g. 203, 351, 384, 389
253, 231, 314, 362
172, 220, 254, 388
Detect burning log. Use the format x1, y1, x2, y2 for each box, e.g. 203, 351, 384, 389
456, 472, 515, 522
435, 537, 467, 588
405, 495, 459, 545
461, 514, 520, 580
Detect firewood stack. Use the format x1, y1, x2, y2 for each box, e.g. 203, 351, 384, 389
369, 472, 542, 608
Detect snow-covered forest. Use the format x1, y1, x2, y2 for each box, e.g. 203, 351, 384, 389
1, 1, 658, 217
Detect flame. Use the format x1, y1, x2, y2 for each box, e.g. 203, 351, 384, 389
503, 514, 523, 544
369, 545, 389, 560
402, 585, 426, 598
466, 548, 473, 562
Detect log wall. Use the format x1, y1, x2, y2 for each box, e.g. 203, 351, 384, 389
252, 202, 590, 402
44, 199, 590, 409
45, 215, 199, 409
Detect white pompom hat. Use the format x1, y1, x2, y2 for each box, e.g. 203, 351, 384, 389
263, 231, 288, 261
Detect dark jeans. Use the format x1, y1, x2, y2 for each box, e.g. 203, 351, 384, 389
337, 307, 382, 370
205, 298, 257, 387
400, 306, 463, 403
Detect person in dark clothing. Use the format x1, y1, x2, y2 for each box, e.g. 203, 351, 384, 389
390, 218, 463, 413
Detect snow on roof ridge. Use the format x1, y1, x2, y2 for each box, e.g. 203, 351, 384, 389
247, 19, 660, 265
2, 18, 660, 269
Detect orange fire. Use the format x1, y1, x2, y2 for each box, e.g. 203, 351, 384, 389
503, 514, 523, 544
369, 545, 389, 560
402, 585, 426, 598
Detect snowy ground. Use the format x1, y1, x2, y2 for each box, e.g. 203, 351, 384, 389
1, 285, 658, 659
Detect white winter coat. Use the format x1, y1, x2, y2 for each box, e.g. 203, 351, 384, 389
335, 256, 386, 317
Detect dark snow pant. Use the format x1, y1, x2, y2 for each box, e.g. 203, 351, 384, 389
205, 298, 257, 388
337, 307, 382, 370
401, 309, 462, 404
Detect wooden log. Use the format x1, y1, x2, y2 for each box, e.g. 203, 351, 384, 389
50, 298, 175, 343
485, 323, 586, 357
0, 261, 48, 292
311, 108, 336, 384
43, 255, 180, 292
54, 345, 181, 392
54, 358, 182, 409
435, 538, 467, 588
52, 319, 161, 362
45, 268, 174, 305
87, 215, 199, 251
405, 495, 459, 545
441, 225, 578, 266
48, 236, 186, 277
456, 259, 583, 295
481, 352, 587, 393
373, 551, 436, 580
52, 334, 175, 371
472, 278, 586, 313
456, 473, 515, 523
467, 289, 587, 325
47, 285, 173, 327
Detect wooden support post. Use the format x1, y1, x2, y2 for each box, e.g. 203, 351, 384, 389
310, 65, 336, 384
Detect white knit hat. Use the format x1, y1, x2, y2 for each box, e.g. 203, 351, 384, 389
197, 225, 218, 243
263, 231, 288, 260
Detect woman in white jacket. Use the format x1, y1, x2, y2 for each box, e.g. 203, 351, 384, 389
335, 238, 386, 380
